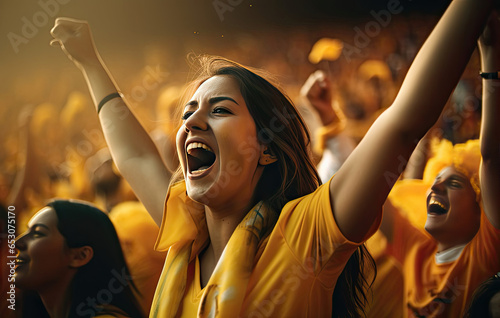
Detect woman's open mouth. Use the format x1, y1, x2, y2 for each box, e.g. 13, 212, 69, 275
186, 142, 216, 177
15, 256, 29, 269
427, 198, 448, 215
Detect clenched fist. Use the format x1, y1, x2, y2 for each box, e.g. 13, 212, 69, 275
50, 17, 101, 70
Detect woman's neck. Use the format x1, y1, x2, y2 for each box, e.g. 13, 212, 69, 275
436, 239, 470, 253
199, 199, 257, 288
38, 276, 74, 318
204, 202, 251, 259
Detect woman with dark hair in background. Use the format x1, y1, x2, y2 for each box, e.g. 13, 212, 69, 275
15, 199, 144, 318
49, 0, 494, 316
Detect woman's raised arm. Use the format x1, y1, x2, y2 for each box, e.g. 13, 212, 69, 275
331, 0, 494, 243
478, 13, 500, 229
50, 18, 171, 226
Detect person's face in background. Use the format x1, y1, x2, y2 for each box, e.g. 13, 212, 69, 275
15, 207, 74, 291
425, 166, 481, 250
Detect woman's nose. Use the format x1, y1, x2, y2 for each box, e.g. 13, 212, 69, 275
184, 109, 208, 132
15, 233, 27, 250
430, 179, 445, 193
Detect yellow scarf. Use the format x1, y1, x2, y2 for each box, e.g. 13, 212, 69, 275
150, 182, 278, 318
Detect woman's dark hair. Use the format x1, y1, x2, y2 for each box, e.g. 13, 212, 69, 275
173, 56, 376, 317
46, 199, 144, 318
464, 273, 500, 318
332, 244, 376, 318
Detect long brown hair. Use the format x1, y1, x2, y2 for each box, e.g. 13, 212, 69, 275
173, 56, 376, 316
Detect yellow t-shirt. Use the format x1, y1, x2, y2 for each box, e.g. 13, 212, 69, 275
365, 231, 406, 318
387, 209, 500, 317
154, 179, 378, 317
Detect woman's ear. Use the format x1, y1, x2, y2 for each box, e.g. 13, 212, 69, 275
259, 147, 277, 166
69, 246, 94, 268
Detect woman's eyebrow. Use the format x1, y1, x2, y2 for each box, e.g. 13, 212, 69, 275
185, 96, 239, 108
28, 223, 50, 230
208, 96, 239, 105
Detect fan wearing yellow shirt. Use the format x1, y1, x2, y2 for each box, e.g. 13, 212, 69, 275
379, 14, 500, 317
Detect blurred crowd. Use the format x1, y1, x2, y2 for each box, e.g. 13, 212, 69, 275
0, 14, 483, 213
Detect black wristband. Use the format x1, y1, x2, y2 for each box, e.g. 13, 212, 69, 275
479, 71, 499, 80
97, 92, 122, 114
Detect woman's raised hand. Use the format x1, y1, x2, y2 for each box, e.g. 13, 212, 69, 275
479, 12, 500, 66
50, 17, 100, 70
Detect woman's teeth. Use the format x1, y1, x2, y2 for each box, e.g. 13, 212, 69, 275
187, 142, 213, 154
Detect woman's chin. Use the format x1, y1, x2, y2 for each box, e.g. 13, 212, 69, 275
186, 181, 219, 206
186, 187, 211, 206
13, 276, 28, 290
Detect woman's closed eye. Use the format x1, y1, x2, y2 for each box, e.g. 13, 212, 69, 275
23, 229, 46, 238
31, 230, 45, 237
28, 225, 49, 237
448, 179, 463, 189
